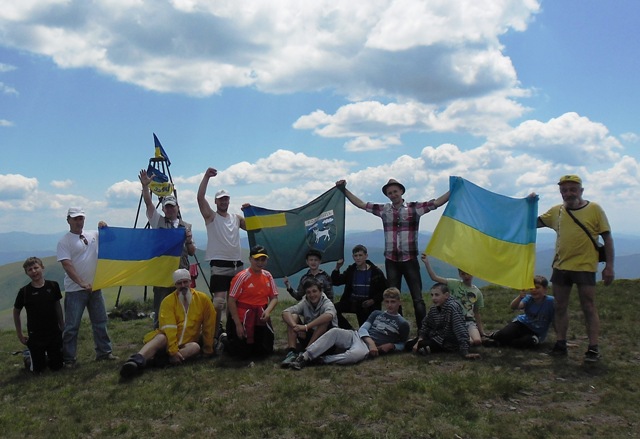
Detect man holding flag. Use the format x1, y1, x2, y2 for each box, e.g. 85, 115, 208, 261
336, 179, 449, 329
139, 170, 196, 328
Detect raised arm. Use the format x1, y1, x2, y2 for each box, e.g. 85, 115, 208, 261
197, 167, 218, 224
433, 191, 450, 208
336, 180, 367, 210
421, 253, 447, 284
138, 169, 157, 220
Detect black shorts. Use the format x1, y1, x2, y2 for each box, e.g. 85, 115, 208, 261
210, 274, 234, 294
551, 269, 596, 287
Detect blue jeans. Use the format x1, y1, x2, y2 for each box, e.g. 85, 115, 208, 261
62, 289, 113, 362
385, 258, 425, 328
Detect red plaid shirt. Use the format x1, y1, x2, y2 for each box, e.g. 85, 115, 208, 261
365, 200, 436, 262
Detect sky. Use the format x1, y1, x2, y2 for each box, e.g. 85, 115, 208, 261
1, 0, 639, 239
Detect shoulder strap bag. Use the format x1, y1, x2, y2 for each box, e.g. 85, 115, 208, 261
564, 207, 606, 262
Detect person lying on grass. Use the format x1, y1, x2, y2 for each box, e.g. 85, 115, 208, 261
288, 287, 410, 369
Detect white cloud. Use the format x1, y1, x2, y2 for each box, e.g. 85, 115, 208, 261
620, 132, 639, 144
215, 149, 352, 186
50, 179, 73, 189
344, 135, 402, 152
0, 63, 17, 72
294, 94, 529, 151
104, 179, 141, 208
0, 1, 538, 101
0, 174, 38, 200
485, 112, 624, 166
0, 82, 18, 95
0, 119, 14, 127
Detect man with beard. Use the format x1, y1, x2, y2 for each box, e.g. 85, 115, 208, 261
119, 269, 216, 378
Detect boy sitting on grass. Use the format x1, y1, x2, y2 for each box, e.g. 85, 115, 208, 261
411, 283, 480, 360
485, 275, 555, 349
422, 254, 485, 346
280, 278, 337, 367
13, 257, 65, 373
288, 287, 410, 369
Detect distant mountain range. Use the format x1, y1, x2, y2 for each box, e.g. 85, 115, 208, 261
2, 229, 639, 279
1, 229, 639, 329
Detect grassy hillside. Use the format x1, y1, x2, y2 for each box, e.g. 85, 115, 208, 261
1, 280, 638, 438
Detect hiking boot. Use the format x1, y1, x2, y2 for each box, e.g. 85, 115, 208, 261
546, 344, 568, 357
584, 348, 601, 363
280, 350, 298, 368
290, 353, 309, 370
119, 360, 139, 378
119, 354, 146, 379
96, 353, 119, 361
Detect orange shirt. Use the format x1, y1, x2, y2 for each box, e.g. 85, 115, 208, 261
229, 268, 278, 306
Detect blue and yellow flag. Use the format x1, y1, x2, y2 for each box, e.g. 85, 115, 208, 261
93, 227, 185, 290
242, 187, 345, 278
426, 177, 538, 290
153, 133, 171, 166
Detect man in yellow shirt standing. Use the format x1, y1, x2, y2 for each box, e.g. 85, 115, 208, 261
537, 175, 615, 362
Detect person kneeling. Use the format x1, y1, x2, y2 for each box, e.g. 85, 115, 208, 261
120, 269, 216, 378
288, 287, 409, 369
280, 278, 337, 367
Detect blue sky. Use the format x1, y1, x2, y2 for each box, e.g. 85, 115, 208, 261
1, 0, 639, 238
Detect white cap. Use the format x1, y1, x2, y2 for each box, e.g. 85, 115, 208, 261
67, 207, 85, 218
173, 268, 191, 283
215, 189, 230, 199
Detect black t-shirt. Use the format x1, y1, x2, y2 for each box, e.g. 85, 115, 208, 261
14, 280, 63, 335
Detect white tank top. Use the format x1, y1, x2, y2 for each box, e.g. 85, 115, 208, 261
205, 213, 242, 261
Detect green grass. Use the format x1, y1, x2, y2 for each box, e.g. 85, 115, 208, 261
1, 280, 639, 438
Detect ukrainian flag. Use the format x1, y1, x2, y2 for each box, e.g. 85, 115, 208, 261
153, 133, 171, 165
93, 227, 184, 290
426, 177, 538, 290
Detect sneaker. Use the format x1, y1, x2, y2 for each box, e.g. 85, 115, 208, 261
96, 353, 119, 361
546, 344, 568, 357
584, 348, 601, 363
64, 361, 77, 369
280, 350, 298, 368
531, 335, 540, 346
290, 353, 308, 370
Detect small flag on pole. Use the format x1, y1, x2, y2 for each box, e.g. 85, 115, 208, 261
153, 133, 171, 166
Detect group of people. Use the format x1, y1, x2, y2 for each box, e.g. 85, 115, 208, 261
12, 171, 615, 375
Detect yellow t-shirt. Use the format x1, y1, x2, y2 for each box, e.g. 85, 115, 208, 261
538, 202, 610, 272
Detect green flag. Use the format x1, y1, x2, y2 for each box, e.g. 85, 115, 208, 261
241, 187, 345, 278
